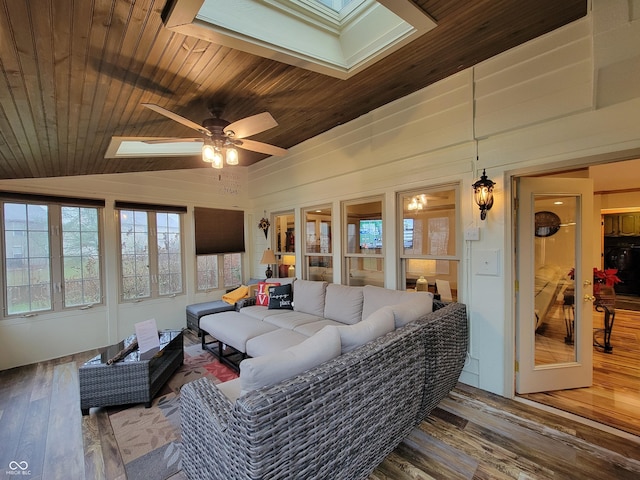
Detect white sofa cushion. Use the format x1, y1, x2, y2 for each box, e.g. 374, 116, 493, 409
323, 284, 364, 325
335, 306, 395, 354
246, 329, 308, 357
294, 319, 345, 337
293, 279, 328, 316
263, 310, 324, 330
362, 285, 433, 320
200, 311, 278, 353
390, 296, 434, 328
239, 325, 340, 395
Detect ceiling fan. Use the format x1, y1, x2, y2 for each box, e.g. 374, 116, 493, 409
140, 103, 288, 168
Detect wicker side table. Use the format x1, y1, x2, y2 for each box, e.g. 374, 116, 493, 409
79, 329, 183, 415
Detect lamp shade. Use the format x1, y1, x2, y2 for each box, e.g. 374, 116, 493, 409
282, 255, 296, 265
260, 248, 276, 265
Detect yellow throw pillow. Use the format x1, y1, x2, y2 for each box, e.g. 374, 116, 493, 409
222, 285, 249, 305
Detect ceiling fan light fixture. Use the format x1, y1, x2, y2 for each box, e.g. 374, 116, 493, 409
226, 147, 239, 165
211, 149, 224, 169
202, 143, 215, 163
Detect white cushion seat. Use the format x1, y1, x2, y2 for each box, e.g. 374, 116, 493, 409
262, 310, 325, 330
293, 319, 346, 336
239, 326, 341, 395
246, 329, 308, 357
240, 305, 290, 321
199, 311, 278, 353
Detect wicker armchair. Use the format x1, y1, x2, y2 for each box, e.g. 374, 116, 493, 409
180, 300, 467, 480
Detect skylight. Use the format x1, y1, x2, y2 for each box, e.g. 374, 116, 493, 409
162, 0, 436, 79
314, 0, 357, 12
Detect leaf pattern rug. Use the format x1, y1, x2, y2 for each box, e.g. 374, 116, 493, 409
108, 343, 238, 480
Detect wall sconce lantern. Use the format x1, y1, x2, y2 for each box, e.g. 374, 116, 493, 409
472, 169, 495, 221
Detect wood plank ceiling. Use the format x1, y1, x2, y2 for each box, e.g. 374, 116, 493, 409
0, 0, 587, 179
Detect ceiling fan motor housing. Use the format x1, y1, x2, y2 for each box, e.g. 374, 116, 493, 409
202, 117, 231, 136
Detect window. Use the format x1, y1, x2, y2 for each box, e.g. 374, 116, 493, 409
196, 253, 243, 291
342, 197, 384, 287
273, 211, 295, 278
117, 203, 185, 301
2, 197, 104, 316
193, 206, 244, 292
303, 205, 333, 282
399, 186, 459, 300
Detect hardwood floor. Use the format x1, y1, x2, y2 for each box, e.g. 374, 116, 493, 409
524, 307, 640, 437
1, 330, 639, 479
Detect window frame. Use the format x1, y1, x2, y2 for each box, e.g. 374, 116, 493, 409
272, 210, 295, 279
302, 204, 333, 282
397, 184, 460, 298
116, 205, 186, 303
1, 197, 105, 318
195, 252, 243, 292
341, 196, 385, 287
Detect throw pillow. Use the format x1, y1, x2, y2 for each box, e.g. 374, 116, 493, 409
239, 326, 341, 395
336, 306, 395, 354
268, 284, 293, 310
221, 285, 249, 305
256, 281, 281, 306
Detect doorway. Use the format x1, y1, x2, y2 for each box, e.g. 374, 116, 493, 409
515, 160, 640, 438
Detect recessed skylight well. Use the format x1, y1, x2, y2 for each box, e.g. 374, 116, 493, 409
162, 0, 436, 79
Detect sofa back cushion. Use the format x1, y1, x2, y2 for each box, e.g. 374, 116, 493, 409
239, 325, 340, 395
362, 285, 433, 320
336, 306, 395, 353
390, 296, 434, 328
323, 284, 364, 325
293, 279, 328, 316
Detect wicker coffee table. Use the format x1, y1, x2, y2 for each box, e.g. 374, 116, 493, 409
79, 329, 183, 415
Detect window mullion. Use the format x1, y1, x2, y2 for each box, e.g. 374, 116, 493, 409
49, 206, 63, 310
148, 213, 159, 297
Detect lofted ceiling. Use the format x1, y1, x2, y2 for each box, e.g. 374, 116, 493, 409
0, 0, 587, 179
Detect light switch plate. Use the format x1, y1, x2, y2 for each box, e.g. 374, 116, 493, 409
464, 227, 480, 241
476, 249, 499, 276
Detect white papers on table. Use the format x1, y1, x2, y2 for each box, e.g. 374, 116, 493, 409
135, 318, 160, 360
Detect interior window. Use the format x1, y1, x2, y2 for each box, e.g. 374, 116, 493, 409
273, 211, 295, 278
343, 197, 384, 287
303, 205, 333, 282
399, 187, 459, 300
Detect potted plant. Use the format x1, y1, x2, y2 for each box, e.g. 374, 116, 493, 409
567, 267, 621, 295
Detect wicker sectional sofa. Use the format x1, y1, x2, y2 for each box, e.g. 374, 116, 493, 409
181, 289, 468, 480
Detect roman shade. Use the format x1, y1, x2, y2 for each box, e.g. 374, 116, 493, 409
194, 207, 245, 254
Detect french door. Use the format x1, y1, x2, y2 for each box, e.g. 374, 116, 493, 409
515, 177, 594, 394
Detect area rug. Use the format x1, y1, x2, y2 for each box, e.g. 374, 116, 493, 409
108, 343, 238, 480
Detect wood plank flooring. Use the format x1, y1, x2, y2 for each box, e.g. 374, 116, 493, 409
0, 330, 639, 479
523, 307, 640, 437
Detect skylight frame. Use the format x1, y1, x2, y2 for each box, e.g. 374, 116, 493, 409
162, 0, 436, 79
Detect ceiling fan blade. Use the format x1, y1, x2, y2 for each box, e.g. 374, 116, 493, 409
238, 139, 288, 156
141, 103, 208, 134
224, 112, 278, 139
143, 138, 202, 144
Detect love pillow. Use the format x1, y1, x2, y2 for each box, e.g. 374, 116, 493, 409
256, 281, 281, 306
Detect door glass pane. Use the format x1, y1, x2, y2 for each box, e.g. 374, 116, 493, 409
534, 195, 577, 366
